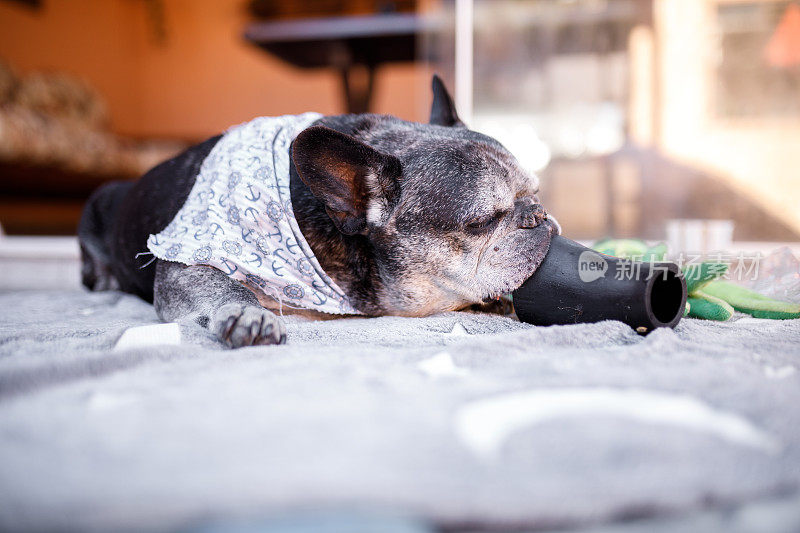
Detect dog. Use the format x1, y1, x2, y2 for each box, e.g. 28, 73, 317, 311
79, 76, 559, 348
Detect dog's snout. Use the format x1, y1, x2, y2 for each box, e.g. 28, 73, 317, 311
519, 202, 548, 229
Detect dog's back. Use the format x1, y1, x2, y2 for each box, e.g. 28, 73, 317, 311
79, 134, 221, 301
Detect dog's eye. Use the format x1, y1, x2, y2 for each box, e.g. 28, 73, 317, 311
465, 211, 506, 233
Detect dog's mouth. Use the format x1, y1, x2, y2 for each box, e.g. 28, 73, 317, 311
480, 291, 499, 303
480, 218, 559, 302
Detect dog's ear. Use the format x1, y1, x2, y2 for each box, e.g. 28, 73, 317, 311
292, 126, 401, 235
429, 74, 464, 127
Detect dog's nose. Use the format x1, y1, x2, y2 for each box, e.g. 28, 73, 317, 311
519, 203, 548, 229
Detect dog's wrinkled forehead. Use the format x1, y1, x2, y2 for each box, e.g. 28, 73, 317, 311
369, 125, 538, 230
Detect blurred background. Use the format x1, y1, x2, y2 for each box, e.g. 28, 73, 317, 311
1, 0, 799, 254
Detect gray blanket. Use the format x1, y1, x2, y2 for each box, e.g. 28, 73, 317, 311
1, 289, 799, 532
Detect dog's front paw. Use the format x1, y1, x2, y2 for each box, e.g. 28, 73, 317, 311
211, 303, 286, 348
469, 296, 515, 315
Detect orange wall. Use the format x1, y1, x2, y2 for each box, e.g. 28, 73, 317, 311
0, 0, 432, 140
0, 0, 143, 132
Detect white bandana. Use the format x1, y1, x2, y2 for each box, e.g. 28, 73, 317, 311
147, 112, 362, 315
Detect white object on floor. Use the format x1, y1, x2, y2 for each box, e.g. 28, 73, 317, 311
114, 323, 181, 351
455, 387, 781, 460
417, 351, 468, 378
447, 322, 470, 336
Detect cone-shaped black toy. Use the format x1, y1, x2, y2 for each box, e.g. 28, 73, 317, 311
512, 236, 687, 333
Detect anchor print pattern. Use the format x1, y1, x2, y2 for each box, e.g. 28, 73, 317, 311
147, 113, 360, 315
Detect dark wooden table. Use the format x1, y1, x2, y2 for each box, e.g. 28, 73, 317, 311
244, 13, 437, 113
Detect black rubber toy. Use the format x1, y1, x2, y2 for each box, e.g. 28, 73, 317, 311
512, 235, 687, 333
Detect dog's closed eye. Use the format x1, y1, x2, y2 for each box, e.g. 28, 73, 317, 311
465, 210, 508, 234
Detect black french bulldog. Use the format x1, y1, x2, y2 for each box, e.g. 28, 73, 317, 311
79, 76, 559, 348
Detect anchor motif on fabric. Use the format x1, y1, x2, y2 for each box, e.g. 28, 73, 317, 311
244, 252, 263, 268
231, 155, 261, 169
273, 248, 290, 264
206, 206, 222, 220
169, 226, 188, 238
147, 112, 360, 315
266, 224, 282, 243
220, 258, 238, 275
312, 278, 336, 298
241, 227, 256, 244
285, 237, 301, 255
209, 222, 224, 237
244, 206, 260, 224
311, 290, 327, 306
271, 260, 285, 277
245, 184, 261, 202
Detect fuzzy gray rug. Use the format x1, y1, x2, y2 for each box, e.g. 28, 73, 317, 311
1, 289, 799, 532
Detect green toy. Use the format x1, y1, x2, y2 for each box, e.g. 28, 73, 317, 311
703, 280, 800, 320
687, 291, 734, 321
683, 261, 729, 294
592, 238, 800, 321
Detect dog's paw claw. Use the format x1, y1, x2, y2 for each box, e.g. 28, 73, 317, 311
212, 303, 286, 348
